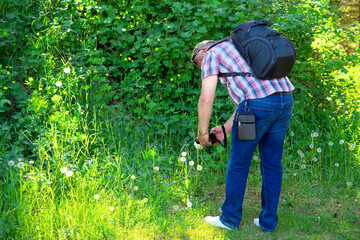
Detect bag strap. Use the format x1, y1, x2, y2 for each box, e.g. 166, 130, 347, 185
213, 125, 227, 148
234, 20, 273, 32
218, 72, 254, 78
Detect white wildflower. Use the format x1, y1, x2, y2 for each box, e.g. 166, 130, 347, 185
65, 170, 73, 177
55, 81, 62, 87
94, 194, 100, 200
109, 207, 114, 211
17, 162, 25, 169
180, 157, 186, 162
181, 152, 187, 157
60, 167, 67, 173
187, 201, 192, 208
29, 161, 34, 165
189, 161, 194, 166
339, 140, 345, 145
335, 163, 339, 167
154, 166, 159, 171
134, 186, 138, 191
63, 67, 70, 74
194, 142, 203, 150
197, 165, 203, 171
8, 161, 15, 167
290, 131, 295, 137
130, 175, 136, 180
317, 148, 322, 153
328, 142, 333, 146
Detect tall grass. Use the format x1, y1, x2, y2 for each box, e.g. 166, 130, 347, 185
1, 102, 359, 239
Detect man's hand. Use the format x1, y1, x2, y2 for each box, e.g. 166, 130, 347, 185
197, 133, 210, 147
210, 126, 226, 142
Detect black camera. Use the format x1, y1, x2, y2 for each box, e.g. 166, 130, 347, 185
196, 132, 218, 145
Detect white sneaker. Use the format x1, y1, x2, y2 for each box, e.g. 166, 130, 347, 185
253, 218, 261, 228
204, 216, 232, 230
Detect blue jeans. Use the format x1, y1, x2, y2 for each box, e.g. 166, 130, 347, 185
219, 93, 294, 232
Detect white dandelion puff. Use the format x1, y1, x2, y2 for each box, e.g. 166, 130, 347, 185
197, 165, 203, 171
194, 142, 203, 150
63, 67, 70, 74
55, 81, 62, 87
134, 186, 138, 191
180, 157, 186, 162
317, 148, 322, 153
154, 166, 159, 171
8, 161, 15, 167
290, 131, 295, 137
301, 164, 306, 169
17, 162, 25, 169
65, 170, 73, 177
109, 207, 114, 211
312, 157, 318, 162
187, 201, 192, 208
130, 175, 136, 180
181, 152, 187, 157
335, 163, 339, 167
189, 161, 194, 166
94, 194, 100, 200
60, 167, 67, 173
309, 144, 314, 149
29, 161, 34, 165
346, 182, 352, 187
253, 156, 259, 161
339, 140, 345, 145
173, 205, 180, 211
328, 142, 334, 146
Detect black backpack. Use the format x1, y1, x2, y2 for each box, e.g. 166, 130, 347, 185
208, 20, 296, 80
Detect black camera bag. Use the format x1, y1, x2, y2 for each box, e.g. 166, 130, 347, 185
208, 20, 296, 80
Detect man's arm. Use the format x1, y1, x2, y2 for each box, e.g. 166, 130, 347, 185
197, 74, 218, 146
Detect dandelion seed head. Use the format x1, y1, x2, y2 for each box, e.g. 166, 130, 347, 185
154, 166, 159, 171
134, 186, 138, 191
335, 163, 339, 167
60, 167, 67, 173
29, 161, 34, 165
317, 147, 322, 153
312, 157, 318, 162
339, 140, 345, 145
109, 207, 114, 211
297, 150, 303, 155
173, 205, 179, 211
55, 81, 62, 87
300, 153, 305, 158
301, 164, 306, 169
194, 142, 203, 150
181, 152, 187, 157
290, 131, 295, 137
64, 67, 70, 74
253, 156, 259, 161
197, 165, 203, 171
65, 170, 73, 177
346, 182, 352, 187
187, 201, 192, 208
94, 194, 100, 200
8, 161, 15, 167
189, 161, 194, 166
130, 175, 136, 180
328, 142, 333, 146
180, 157, 186, 162
17, 162, 25, 169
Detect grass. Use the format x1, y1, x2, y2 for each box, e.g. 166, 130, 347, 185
1, 106, 359, 239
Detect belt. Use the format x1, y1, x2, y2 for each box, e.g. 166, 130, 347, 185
271, 91, 292, 96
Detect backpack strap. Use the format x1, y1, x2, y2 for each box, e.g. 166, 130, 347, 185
234, 20, 273, 32
218, 72, 254, 78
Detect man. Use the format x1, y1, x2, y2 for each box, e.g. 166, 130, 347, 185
191, 39, 294, 232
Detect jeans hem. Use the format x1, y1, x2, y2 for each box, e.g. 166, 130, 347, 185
219, 215, 238, 230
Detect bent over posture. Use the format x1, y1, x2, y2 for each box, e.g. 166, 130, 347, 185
191, 39, 294, 232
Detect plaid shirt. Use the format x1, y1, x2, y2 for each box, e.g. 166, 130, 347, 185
201, 41, 295, 106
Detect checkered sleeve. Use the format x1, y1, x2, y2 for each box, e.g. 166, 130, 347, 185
201, 51, 219, 80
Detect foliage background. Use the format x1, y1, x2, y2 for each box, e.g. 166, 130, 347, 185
0, 0, 359, 239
